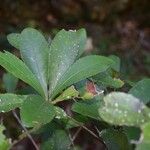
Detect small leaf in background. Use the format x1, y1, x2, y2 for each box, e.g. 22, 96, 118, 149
20, 95, 55, 127
72, 95, 103, 120
51, 55, 114, 99
99, 128, 131, 150
129, 78, 150, 104
7, 33, 20, 49
48, 29, 86, 96
93, 71, 124, 89
19, 28, 49, 97
99, 92, 149, 126
0, 51, 45, 97
136, 122, 150, 150
0, 94, 27, 112
54, 86, 79, 103
2, 73, 18, 93
109, 55, 121, 72
0, 125, 10, 150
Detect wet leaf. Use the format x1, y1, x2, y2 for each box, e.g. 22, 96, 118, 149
19, 28, 49, 98
99, 92, 149, 126
0, 94, 27, 113
48, 29, 86, 96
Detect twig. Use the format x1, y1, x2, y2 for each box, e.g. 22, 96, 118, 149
68, 131, 76, 150
67, 116, 100, 140
12, 110, 39, 150
81, 125, 100, 140
72, 127, 82, 142
68, 126, 82, 149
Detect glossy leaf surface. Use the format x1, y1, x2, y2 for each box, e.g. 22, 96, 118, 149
48, 29, 86, 96
0, 51, 44, 97
99, 92, 149, 126
0, 94, 26, 113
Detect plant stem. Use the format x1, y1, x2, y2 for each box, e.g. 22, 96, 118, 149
12, 110, 39, 150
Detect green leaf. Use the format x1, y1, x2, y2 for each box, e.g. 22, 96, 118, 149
99, 92, 149, 126
0, 94, 26, 113
129, 78, 150, 104
19, 28, 49, 97
99, 128, 131, 150
124, 126, 141, 144
0, 125, 10, 150
109, 55, 121, 72
0, 51, 44, 97
3, 73, 18, 93
51, 55, 114, 99
72, 96, 103, 120
53, 86, 79, 103
54, 107, 82, 129
94, 71, 124, 88
7, 33, 20, 49
20, 95, 55, 127
136, 122, 150, 150
48, 29, 86, 96
41, 129, 71, 150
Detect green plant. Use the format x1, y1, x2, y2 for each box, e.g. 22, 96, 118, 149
0, 28, 150, 150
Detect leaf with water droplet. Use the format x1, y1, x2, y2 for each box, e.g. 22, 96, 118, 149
99, 92, 149, 126
20, 95, 55, 127
19, 28, 49, 98
0, 94, 27, 113
48, 29, 86, 97
129, 78, 150, 104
